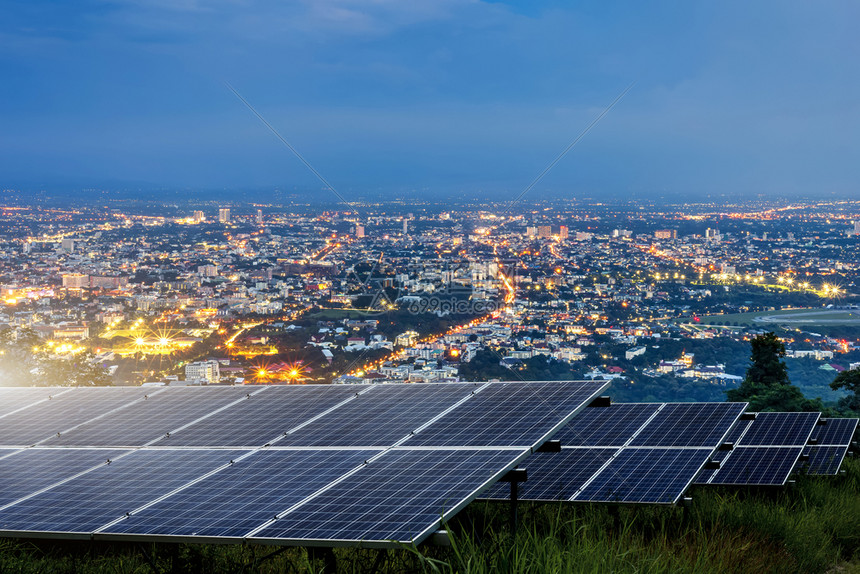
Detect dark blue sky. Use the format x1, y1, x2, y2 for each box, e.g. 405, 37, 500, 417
1, 0, 858, 199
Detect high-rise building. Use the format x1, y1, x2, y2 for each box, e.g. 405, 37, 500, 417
402, 218, 408, 234
559, 225, 569, 240
654, 229, 677, 240
854, 221, 860, 236
62, 273, 89, 288
256, 209, 263, 225
218, 208, 231, 224
537, 225, 552, 238
355, 224, 365, 238
193, 210, 205, 223
526, 226, 537, 237
61, 238, 75, 252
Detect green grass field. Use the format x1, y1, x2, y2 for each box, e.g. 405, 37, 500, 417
694, 307, 860, 327
2, 458, 858, 573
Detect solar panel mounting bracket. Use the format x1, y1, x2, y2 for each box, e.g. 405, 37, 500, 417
588, 396, 611, 408
536, 440, 561, 453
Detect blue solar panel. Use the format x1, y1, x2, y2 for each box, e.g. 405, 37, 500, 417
707, 446, 803, 485
101, 449, 377, 539
407, 381, 607, 447
810, 418, 858, 446
482, 448, 617, 501
151, 385, 365, 447
629, 403, 746, 447
249, 448, 524, 545
277, 383, 479, 447
43, 386, 254, 447
0, 449, 245, 534
0, 448, 128, 507
573, 448, 710, 504
721, 418, 753, 445
0, 388, 66, 418
0, 387, 152, 446
552, 404, 661, 447
801, 446, 849, 475
736, 412, 819, 446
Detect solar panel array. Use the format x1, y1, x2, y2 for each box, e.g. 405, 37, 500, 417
801, 417, 858, 475
484, 402, 747, 505
0, 380, 607, 547
696, 412, 822, 486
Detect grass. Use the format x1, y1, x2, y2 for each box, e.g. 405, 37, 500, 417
1, 458, 859, 573
693, 307, 860, 327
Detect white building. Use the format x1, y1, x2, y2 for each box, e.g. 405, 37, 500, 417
185, 360, 220, 384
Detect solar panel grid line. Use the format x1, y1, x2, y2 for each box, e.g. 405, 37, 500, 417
149, 385, 369, 448
140, 386, 271, 447
247, 448, 530, 548
0, 448, 133, 510
628, 403, 747, 448
498, 384, 599, 452
0, 452, 121, 513
96, 449, 381, 541
736, 412, 820, 447
810, 418, 859, 446
93, 448, 261, 534
404, 381, 608, 448
801, 445, 850, 475
406, 449, 531, 547
0, 449, 250, 536
705, 446, 804, 485
620, 403, 667, 447
33, 387, 172, 446
0, 448, 25, 461
243, 455, 379, 539
558, 403, 667, 500
572, 447, 713, 504
263, 385, 376, 447
0, 387, 156, 447
390, 383, 490, 447
565, 448, 623, 501
0, 387, 76, 421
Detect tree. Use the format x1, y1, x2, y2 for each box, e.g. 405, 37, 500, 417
727, 332, 822, 412
830, 368, 860, 414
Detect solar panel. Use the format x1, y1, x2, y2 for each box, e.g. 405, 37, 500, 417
0, 448, 129, 507
150, 385, 365, 447
277, 383, 480, 447
100, 449, 378, 540
0, 449, 245, 535
0, 387, 69, 418
0, 387, 152, 446
810, 418, 858, 446
706, 446, 803, 485
736, 412, 820, 446
629, 403, 746, 448
801, 445, 850, 475
0, 381, 608, 547
407, 381, 606, 447
42, 386, 256, 447
573, 448, 711, 504
482, 448, 617, 502
552, 403, 661, 447
248, 448, 525, 546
